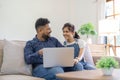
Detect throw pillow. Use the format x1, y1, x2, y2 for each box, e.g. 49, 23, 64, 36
84, 44, 95, 66
1, 40, 32, 75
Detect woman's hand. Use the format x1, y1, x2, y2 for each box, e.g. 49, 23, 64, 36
73, 59, 79, 64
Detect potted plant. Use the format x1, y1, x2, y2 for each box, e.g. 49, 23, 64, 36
78, 22, 97, 38
96, 56, 119, 76
77, 23, 97, 43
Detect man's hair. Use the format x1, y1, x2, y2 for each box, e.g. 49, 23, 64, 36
35, 18, 50, 30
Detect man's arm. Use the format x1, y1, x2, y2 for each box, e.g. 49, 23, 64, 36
54, 38, 63, 47
24, 41, 43, 64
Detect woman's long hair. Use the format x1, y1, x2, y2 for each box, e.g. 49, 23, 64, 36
62, 23, 80, 39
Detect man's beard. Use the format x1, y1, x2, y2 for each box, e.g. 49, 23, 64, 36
42, 34, 50, 41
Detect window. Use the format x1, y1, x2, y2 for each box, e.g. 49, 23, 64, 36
105, 0, 120, 56
106, 0, 120, 19
105, 0, 120, 34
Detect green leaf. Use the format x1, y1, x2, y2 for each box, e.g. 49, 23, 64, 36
96, 56, 119, 69
78, 22, 97, 37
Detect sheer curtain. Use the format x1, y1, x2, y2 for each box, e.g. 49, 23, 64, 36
97, 0, 106, 21
97, 0, 106, 44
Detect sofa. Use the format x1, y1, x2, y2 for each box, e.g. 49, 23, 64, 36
0, 40, 120, 80
0, 40, 45, 80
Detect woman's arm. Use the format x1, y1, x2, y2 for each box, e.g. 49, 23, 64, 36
74, 39, 86, 64
76, 48, 85, 61
74, 48, 85, 64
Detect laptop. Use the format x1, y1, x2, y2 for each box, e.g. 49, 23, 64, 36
43, 47, 74, 68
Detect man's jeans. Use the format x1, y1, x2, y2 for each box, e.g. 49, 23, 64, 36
32, 65, 64, 80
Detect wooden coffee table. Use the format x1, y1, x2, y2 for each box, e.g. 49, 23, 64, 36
56, 69, 120, 80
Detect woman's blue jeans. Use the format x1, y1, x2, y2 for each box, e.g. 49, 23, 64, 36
63, 62, 96, 72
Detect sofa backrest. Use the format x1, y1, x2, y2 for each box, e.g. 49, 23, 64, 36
88, 44, 106, 56
1, 40, 120, 70
0, 40, 26, 69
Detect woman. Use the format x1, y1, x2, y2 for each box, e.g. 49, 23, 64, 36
62, 23, 95, 72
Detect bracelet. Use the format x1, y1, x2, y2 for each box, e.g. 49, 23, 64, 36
75, 57, 80, 61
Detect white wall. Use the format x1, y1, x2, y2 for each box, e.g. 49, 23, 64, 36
70, 0, 98, 43
0, 0, 98, 43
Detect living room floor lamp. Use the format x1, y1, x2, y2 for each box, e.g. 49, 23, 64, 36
98, 19, 119, 56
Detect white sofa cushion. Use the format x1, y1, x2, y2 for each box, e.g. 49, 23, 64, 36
84, 44, 94, 66
1, 40, 32, 75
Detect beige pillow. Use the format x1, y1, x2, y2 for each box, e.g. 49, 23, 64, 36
84, 44, 95, 66
1, 40, 32, 75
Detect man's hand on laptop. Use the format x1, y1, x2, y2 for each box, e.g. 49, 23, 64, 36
38, 49, 43, 55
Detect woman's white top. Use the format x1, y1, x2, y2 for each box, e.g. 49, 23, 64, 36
66, 39, 86, 48
66, 39, 94, 65
65, 39, 86, 61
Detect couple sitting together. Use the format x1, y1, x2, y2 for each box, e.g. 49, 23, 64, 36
24, 18, 96, 80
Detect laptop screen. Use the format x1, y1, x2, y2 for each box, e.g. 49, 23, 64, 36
43, 47, 74, 68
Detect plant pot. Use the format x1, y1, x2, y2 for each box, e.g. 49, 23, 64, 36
102, 68, 114, 76
87, 38, 92, 44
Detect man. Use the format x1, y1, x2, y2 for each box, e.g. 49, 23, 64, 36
24, 18, 64, 80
